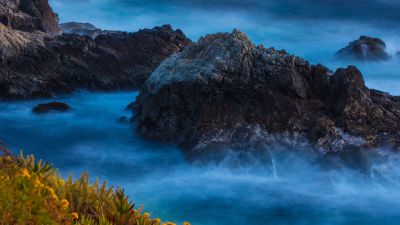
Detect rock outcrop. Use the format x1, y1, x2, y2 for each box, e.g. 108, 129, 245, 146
0, 24, 190, 99
134, 30, 400, 156
33, 101, 70, 113
336, 36, 391, 61
0, 0, 60, 34
0, 0, 191, 99
60, 22, 104, 38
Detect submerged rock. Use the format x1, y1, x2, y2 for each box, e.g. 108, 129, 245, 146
119, 116, 129, 124
33, 102, 70, 114
336, 36, 391, 61
134, 30, 400, 156
60, 22, 104, 38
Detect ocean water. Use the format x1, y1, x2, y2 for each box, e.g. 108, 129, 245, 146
1, 91, 400, 225
1, 0, 400, 224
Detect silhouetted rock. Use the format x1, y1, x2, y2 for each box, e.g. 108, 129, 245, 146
134, 30, 400, 155
336, 36, 391, 61
0, 0, 60, 34
33, 102, 70, 113
60, 22, 104, 38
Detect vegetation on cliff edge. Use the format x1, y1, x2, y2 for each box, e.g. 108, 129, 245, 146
0, 148, 189, 225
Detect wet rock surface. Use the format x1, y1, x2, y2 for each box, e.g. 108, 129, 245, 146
134, 30, 400, 155
33, 101, 70, 113
336, 36, 391, 61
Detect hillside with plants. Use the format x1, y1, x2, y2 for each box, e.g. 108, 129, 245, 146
0, 148, 189, 225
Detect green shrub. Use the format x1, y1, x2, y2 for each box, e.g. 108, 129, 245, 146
0, 151, 190, 225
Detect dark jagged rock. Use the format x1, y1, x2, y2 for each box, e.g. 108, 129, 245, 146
0, 24, 191, 99
134, 30, 400, 156
33, 102, 70, 113
60, 22, 104, 38
0, 0, 60, 34
336, 36, 391, 61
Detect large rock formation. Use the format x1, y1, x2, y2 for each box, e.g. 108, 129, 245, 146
0, 0, 60, 34
134, 30, 400, 156
0, 22, 190, 99
0, 0, 191, 99
336, 36, 391, 61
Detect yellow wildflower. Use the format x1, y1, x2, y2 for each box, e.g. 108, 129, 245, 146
154, 218, 161, 223
20, 168, 31, 178
46, 187, 58, 201
144, 212, 150, 218
183, 222, 191, 225
34, 177, 41, 187
165, 222, 176, 225
71, 212, 79, 220
60, 199, 69, 209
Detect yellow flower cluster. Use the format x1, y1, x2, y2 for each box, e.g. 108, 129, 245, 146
0, 153, 191, 225
71, 212, 79, 220
20, 168, 31, 178
60, 199, 69, 209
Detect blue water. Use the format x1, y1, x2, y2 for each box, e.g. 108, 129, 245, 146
1, 0, 400, 224
1, 91, 400, 225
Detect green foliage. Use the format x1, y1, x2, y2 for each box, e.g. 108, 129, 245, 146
0, 151, 190, 225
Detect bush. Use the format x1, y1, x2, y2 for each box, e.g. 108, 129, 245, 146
0, 150, 190, 225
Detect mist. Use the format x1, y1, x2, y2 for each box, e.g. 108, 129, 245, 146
1, 92, 400, 225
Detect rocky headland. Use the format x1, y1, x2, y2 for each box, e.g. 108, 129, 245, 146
134, 30, 400, 157
0, 0, 191, 99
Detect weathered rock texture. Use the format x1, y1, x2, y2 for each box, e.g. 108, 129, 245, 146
336, 36, 391, 61
0, 23, 190, 99
135, 30, 400, 155
60, 22, 104, 38
0, 0, 60, 34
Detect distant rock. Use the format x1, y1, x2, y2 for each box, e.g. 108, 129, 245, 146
0, 0, 61, 34
60, 22, 104, 38
134, 30, 400, 156
33, 102, 70, 114
336, 36, 391, 61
